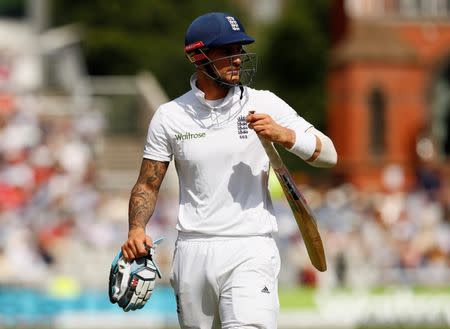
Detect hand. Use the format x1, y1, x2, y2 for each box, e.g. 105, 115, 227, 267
121, 228, 153, 261
246, 112, 295, 148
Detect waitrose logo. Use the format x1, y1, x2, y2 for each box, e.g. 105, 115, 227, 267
175, 132, 206, 141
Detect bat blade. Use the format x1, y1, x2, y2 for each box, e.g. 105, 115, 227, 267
260, 138, 327, 272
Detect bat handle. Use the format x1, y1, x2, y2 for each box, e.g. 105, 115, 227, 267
248, 110, 283, 169
258, 137, 284, 170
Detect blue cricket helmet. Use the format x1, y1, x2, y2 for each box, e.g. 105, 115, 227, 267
184, 12, 257, 87
185, 12, 255, 55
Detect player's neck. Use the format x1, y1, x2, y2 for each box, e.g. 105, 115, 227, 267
196, 72, 229, 100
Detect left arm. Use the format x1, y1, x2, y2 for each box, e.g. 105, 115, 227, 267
246, 113, 337, 168
303, 127, 337, 168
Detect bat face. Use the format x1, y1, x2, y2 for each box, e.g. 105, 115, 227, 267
273, 167, 326, 272
273, 167, 314, 220
278, 171, 300, 201
252, 120, 327, 271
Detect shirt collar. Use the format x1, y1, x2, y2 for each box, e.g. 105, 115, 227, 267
190, 73, 241, 110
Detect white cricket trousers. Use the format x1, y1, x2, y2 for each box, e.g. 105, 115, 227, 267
170, 233, 281, 329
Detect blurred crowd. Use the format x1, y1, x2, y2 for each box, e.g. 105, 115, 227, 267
0, 91, 111, 288
0, 91, 449, 293
277, 178, 450, 288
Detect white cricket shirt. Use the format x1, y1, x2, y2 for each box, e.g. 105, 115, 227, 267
143, 75, 313, 236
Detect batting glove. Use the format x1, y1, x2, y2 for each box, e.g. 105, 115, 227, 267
108, 238, 163, 311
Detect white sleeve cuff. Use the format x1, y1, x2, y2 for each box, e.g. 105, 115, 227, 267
287, 130, 316, 160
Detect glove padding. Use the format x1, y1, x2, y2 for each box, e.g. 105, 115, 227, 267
109, 238, 163, 312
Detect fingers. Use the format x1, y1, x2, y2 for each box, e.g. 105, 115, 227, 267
144, 236, 153, 250
120, 267, 157, 311
246, 113, 274, 138
121, 234, 153, 261
246, 113, 273, 131
246, 112, 271, 125
246, 111, 292, 145
121, 244, 141, 262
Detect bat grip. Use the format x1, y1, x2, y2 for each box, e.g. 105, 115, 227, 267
247, 110, 283, 170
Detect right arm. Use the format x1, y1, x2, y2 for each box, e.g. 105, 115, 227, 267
248, 91, 337, 168
246, 113, 337, 168
121, 158, 169, 260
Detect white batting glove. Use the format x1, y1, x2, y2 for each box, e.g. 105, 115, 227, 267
109, 238, 163, 311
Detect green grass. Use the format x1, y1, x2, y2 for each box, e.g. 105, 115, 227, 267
370, 286, 450, 295
358, 327, 448, 329
279, 286, 316, 310
279, 286, 450, 311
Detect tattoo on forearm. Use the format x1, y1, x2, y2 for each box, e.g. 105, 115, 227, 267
129, 159, 169, 231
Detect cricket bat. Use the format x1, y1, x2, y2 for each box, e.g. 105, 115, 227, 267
258, 136, 327, 272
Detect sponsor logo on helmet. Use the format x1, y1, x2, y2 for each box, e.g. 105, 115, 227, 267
226, 16, 240, 31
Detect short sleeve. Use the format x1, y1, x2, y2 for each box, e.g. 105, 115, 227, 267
143, 108, 173, 162
256, 90, 316, 160
261, 91, 313, 132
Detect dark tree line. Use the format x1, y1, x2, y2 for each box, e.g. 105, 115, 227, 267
0, 0, 25, 17
50, 1, 330, 125
1, 0, 331, 172
51, 0, 247, 102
